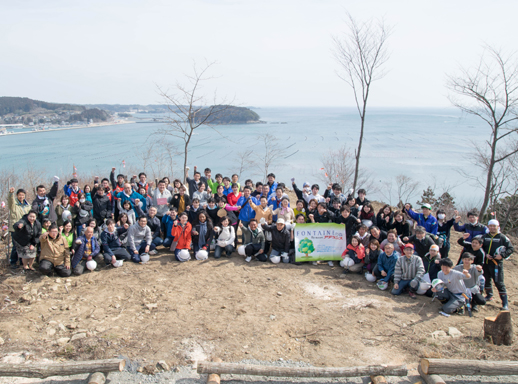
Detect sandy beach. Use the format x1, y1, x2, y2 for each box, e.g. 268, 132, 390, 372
0, 119, 135, 136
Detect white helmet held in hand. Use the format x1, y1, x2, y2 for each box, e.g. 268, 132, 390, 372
177, 249, 191, 262
195, 249, 208, 260
270, 255, 281, 264
340, 257, 355, 268
362, 219, 373, 228
113, 260, 124, 268
365, 273, 377, 283
238, 245, 246, 256
86, 260, 97, 271
416, 281, 432, 295
140, 253, 150, 263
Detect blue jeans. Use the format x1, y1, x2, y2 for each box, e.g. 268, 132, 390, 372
128, 241, 156, 263
214, 244, 233, 258
163, 237, 174, 248
391, 280, 414, 295
152, 236, 164, 247
270, 249, 281, 257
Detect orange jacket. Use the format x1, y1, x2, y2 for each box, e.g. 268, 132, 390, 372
171, 222, 192, 250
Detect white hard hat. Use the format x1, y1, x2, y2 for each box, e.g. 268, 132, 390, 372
140, 253, 150, 263
270, 255, 281, 264
365, 273, 377, 283
86, 260, 97, 271
362, 220, 373, 228
340, 257, 355, 268
237, 245, 246, 256
113, 260, 124, 268
431, 278, 444, 288
195, 249, 208, 260
177, 249, 191, 262
416, 281, 431, 295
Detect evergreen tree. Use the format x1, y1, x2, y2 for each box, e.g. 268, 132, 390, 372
416, 186, 437, 208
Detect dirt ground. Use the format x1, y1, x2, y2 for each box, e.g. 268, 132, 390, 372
1, 201, 518, 371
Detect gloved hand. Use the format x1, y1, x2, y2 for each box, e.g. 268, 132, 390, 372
53, 176, 60, 183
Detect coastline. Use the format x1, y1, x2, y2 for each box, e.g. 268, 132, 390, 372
0, 120, 135, 136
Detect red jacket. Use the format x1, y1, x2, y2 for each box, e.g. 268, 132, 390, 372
342, 243, 365, 261
227, 192, 241, 206
171, 222, 192, 250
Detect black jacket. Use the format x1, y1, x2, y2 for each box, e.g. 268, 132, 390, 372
146, 214, 161, 238
171, 194, 191, 212
92, 194, 113, 221
457, 237, 485, 265
31, 182, 58, 223
376, 211, 393, 232
192, 221, 214, 249
334, 214, 360, 241
388, 220, 410, 238
405, 234, 437, 258
313, 210, 335, 223
100, 227, 126, 255
262, 223, 290, 253
12, 215, 42, 247
71, 201, 94, 226
366, 248, 381, 265
481, 233, 514, 261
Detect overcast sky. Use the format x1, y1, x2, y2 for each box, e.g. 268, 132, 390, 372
2, 0, 517, 107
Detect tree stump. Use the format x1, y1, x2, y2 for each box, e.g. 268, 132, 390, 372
88, 372, 106, 384
370, 375, 387, 384
484, 310, 513, 346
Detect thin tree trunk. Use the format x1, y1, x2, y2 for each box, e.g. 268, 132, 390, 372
480, 129, 499, 217
352, 102, 367, 191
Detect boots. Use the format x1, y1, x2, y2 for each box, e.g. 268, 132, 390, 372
500, 294, 509, 310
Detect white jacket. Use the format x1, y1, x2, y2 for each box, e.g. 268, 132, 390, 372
215, 225, 235, 247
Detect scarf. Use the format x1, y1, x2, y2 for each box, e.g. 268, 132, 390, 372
198, 222, 207, 248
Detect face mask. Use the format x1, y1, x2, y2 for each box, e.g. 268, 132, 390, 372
80, 199, 86, 203
438, 214, 446, 220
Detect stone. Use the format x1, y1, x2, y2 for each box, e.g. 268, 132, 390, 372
46, 328, 56, 336
70, 333, 87, 342
66, 323, 77, 329
431, 330, 448, 339
448, 327, 463, 338
276, 292, 282, 296
57, 338, 70, 346
137, 367, 143, 373
48, 320, 57, 325
173, 367, 180, 372
270, 314, 276, 320
0, 337, 4, 345
30, 289, 38, 295
50, 285, 58, 291
145, 303, 157, 310
55, 278, 62, 283
65, 279, 72, 283
58, 323, 67, 332
157, 360, 170, 371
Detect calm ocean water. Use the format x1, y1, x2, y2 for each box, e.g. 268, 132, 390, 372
0, 107, 486, 204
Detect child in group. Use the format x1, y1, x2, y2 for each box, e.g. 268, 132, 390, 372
213, 216, 235, 258
138, 186, 152, 213
193, 183, 210, 208
118, 200, 136, 225
170, 212, 192, 262
433, 258, 470, 314
373, 242, 400, 290
341, 235, 365, 273
365, 239, 381, 273
456, 233, 485, 265
454, 253, 486, 311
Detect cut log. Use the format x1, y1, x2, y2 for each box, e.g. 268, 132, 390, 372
370, 375, 387, 383
0, 358, 125, 379
88, 372, 106, 384
421, 358, 518, 376
484, 310, 513, 345
207, 357, 222, 384
418, 364, 445, 384
197, 362, 407, 377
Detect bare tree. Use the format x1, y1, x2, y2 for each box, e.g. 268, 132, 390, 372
447, 46, 518, 217
379, 174, 419, 207
319, 146, 355, 191
233, 149, 254, 180
256, 133, 283, 181
333, 13, 391, 192
156, 61, 233, 183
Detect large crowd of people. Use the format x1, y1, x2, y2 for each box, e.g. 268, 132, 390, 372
6, 165, 514, 313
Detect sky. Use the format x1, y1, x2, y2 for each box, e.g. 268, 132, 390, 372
1, 0, 517, 107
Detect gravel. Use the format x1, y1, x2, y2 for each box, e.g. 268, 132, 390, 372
2, 358, 518, 384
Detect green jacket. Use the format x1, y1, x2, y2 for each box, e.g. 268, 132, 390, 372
8, 192, 32, 232
207, 179, 223, 194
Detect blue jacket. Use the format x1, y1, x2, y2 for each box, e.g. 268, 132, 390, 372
100, 228, 125, 256
237, 196, 259, 222
116, 191, 146, 216
71, 235, 101, 268
453, 221, 488, 241
377, 251, 400, 282
223, 185, 233, 196
162, 215, 176, 239
267, 181, 278, 199
406, 209, 438, 235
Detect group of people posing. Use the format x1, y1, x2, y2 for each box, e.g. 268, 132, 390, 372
6, 165, 514, 314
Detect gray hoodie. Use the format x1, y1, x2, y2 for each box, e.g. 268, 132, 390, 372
149, 188, 172, 217
126, 223, 152, 252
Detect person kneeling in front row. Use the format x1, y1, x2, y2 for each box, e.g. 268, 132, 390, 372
127, 216, 156, 263
101, 219, 131, 267
239, 219, 266, 262
71, 226, 102, 275
432, 258, 471, 315
391, 243, 425, 299
39, 224, 71, 277
261, 218, 290, 264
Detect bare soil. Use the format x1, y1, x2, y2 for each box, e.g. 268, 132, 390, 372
2, 203, 518, 371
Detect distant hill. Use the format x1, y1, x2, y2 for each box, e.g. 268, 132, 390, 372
0, 97, 83, 116
194, 105, 260, 124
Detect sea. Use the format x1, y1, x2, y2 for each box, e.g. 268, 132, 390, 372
0, 107, 487, 205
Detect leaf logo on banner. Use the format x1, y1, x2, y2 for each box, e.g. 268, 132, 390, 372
298, 237, 315, 257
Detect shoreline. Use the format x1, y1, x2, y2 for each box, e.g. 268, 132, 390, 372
0, 120, 135, 136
